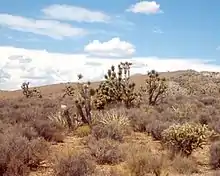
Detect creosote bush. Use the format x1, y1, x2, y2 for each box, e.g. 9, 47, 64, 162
162, 122, 214, 156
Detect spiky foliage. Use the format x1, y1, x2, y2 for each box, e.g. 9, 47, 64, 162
162, 122, 214, 156
94, 62, 139, 109
21, 82, 42, 98
63, 74, 95, 125
141, 70, 167, 105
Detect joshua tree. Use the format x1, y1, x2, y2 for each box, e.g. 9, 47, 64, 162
142, 70, 167, 105
94, 62, 139, 109
21, 82, 42, 98
63, 74, 95, 125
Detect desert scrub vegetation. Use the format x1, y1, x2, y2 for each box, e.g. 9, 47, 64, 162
1, 62, 220, 175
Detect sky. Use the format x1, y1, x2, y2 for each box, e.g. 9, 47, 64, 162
0, 0, 220, 90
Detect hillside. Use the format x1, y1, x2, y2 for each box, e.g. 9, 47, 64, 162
1, 69, 220, 176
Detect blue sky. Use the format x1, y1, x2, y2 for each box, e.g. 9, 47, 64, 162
0, 0, 219, 59
0, 0, 220, 90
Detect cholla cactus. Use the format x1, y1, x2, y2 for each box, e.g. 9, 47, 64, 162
63, 74, 95, 125
142, 70, 167, 105
94, 62, 139, 109
162, 122, 214, 156
21, 82, 42, 98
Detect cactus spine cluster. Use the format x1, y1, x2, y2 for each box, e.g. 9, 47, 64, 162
94, 62, 139, 109
21, 82, 42, 98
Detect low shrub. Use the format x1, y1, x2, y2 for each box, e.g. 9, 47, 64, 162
210, 141, 220, 169
32, 120, 64, 142
0, 133, 49, 176
146, 120, 171, 140
75, 125, 91, 137
126, 145, 164, 176
162, 122, 214, 156
171, 154, 199, 174
87, 138, 124, 165
53, 151, 95, 176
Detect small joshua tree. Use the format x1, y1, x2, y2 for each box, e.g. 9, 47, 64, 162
63, 74, 95, 125
142, 70, 167, 105
21, 82, 42, 98
94, 62, 139, 109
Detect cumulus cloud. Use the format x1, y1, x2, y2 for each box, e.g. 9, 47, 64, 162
127, 1, 162, 14
0, 46, 220, 90
0, 14, 87, 39
84, 37, 136, 57
42, 4, 110, 23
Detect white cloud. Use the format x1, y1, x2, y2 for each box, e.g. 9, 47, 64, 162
0, 46, 220, 90
217, 46, 220, 50
0, 14, 87, 39
42, 4, 110, 23
84, 37, 136, 57
127, 1, 162, 14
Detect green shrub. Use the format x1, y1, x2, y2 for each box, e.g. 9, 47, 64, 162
75, 125, 91, 137
162, 122, 213, 156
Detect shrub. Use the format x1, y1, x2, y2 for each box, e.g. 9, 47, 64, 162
125, 108, 149, 132
92, 167, 124, 176
146, 120, 171, 140
75, 125, 91, 137
92, 110, 131, 141
0, 133, 49, 176
126, 145, 164, 176
171, 154, 199, 174
32, 120, 64, 142
162, 122, 214, 156
87, 138, 124, 165
53, 151, 95, 176
210, 141, 220, 169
